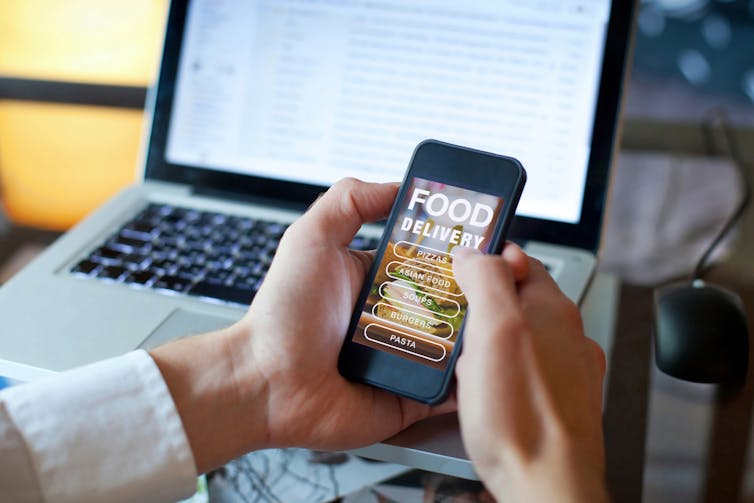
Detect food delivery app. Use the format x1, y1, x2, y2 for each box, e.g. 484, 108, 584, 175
352, 177, 505, 369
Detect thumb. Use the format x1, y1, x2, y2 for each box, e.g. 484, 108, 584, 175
290, 178, 398, 247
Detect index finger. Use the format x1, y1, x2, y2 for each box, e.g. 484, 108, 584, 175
517, 257, 567, 301
290, 178, 399, 247
453, 252, 521, 325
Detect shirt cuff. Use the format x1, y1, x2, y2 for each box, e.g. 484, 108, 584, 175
3, 350, 197, 503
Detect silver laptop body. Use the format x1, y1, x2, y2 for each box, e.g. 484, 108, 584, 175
0, 0, 632, 377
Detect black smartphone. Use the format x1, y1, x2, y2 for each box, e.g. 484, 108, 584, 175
338, 140, 527, 404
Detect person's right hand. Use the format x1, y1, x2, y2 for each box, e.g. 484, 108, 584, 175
453, 247, 608, 503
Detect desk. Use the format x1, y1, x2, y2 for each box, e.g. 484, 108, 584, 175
618, 269, 754, 503
351, 273, 621, 480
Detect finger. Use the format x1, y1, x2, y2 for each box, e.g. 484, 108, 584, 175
291, 178, 399, 247
587, 338, 607, 379
524, 256, 558, 287
501, 242, 529, 282
453, 251, 520, 320
516, 255, 566, 303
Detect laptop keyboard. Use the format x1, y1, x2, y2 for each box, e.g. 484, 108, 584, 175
70, 203, 380, 306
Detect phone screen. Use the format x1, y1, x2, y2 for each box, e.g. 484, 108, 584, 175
351, 177, 505, 370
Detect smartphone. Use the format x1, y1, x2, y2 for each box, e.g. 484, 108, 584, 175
338, 140, 526, 404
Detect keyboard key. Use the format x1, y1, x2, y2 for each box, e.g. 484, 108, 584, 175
125, 270, 154, 285
266, 235, 281, 248
203, 268, 232, 283
153, 275, 192, 293
120, 223, 156, 241
251, 262, 267, 276
242, 249, 263, 262
71, 260, 100, 276
188, 281, 255, 305
233, 279, 259, 291
234, 265, 251, 277
259, 252, 274, 266
160, 236, 186, 248
202, 276, 226, 286
121, 253, 151, 270
114, 234, 151, 246
91, 247, 124, 265
98, 265, 127, 281
92, 246, 122, 259
185, 240, 209, 252
265, 223, 286, 237
148, 204, 174, 217
175, 265, 205, 279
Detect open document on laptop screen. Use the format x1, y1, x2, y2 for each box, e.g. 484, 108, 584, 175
165, 0, 611, 224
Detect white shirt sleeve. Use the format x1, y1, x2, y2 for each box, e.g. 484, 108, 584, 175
0, 350, 197, 503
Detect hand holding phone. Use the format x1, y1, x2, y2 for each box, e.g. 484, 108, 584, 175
338, 140, 526, 404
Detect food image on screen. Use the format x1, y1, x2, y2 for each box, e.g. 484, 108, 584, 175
352, 177, 504, 370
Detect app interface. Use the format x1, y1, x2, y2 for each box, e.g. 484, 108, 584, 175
352, 177, 505, 370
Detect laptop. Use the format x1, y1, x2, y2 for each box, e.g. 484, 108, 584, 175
0, 0, 634, 375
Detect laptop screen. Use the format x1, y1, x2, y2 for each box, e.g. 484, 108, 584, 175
164, 0, 610, 224
146, 0, 635, 250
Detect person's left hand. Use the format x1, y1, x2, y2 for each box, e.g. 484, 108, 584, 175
243, 178, 455, 450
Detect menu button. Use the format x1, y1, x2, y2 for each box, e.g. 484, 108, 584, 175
364, 323, 446, 362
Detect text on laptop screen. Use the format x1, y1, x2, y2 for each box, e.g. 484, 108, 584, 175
165, 0, 611, 224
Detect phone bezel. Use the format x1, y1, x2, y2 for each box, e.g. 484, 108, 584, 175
338, 140, 527, 404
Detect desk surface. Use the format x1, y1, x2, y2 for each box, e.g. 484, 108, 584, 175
612, 269, 754, 503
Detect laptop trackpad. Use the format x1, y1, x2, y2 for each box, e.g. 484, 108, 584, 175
138, 309, 235, 350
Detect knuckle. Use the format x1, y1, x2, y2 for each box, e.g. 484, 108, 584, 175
589, 339, 607, 377
333, 178, 365, 221
333, 177, 360, 194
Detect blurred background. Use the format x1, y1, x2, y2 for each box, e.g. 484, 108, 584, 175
0, 1, 753, 231
0, 0, 167, 281
1, 1, 754, 501
629, 0, 754, 125
0, 0, 752, 257
0, 0, 166, 231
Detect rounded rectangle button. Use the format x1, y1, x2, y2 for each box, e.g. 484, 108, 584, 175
378, 281, 460, 318
393, 241, 453, 272
385, 260, 462, 297
372, 302, 454, 339
364, 323, 447, 362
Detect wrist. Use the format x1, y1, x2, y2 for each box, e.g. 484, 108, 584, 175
149, 319, 271, 473
481, 438, 608, 503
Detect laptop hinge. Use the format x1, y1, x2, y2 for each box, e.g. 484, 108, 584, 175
143, 180, 193, 196
192, 186, 311, 213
